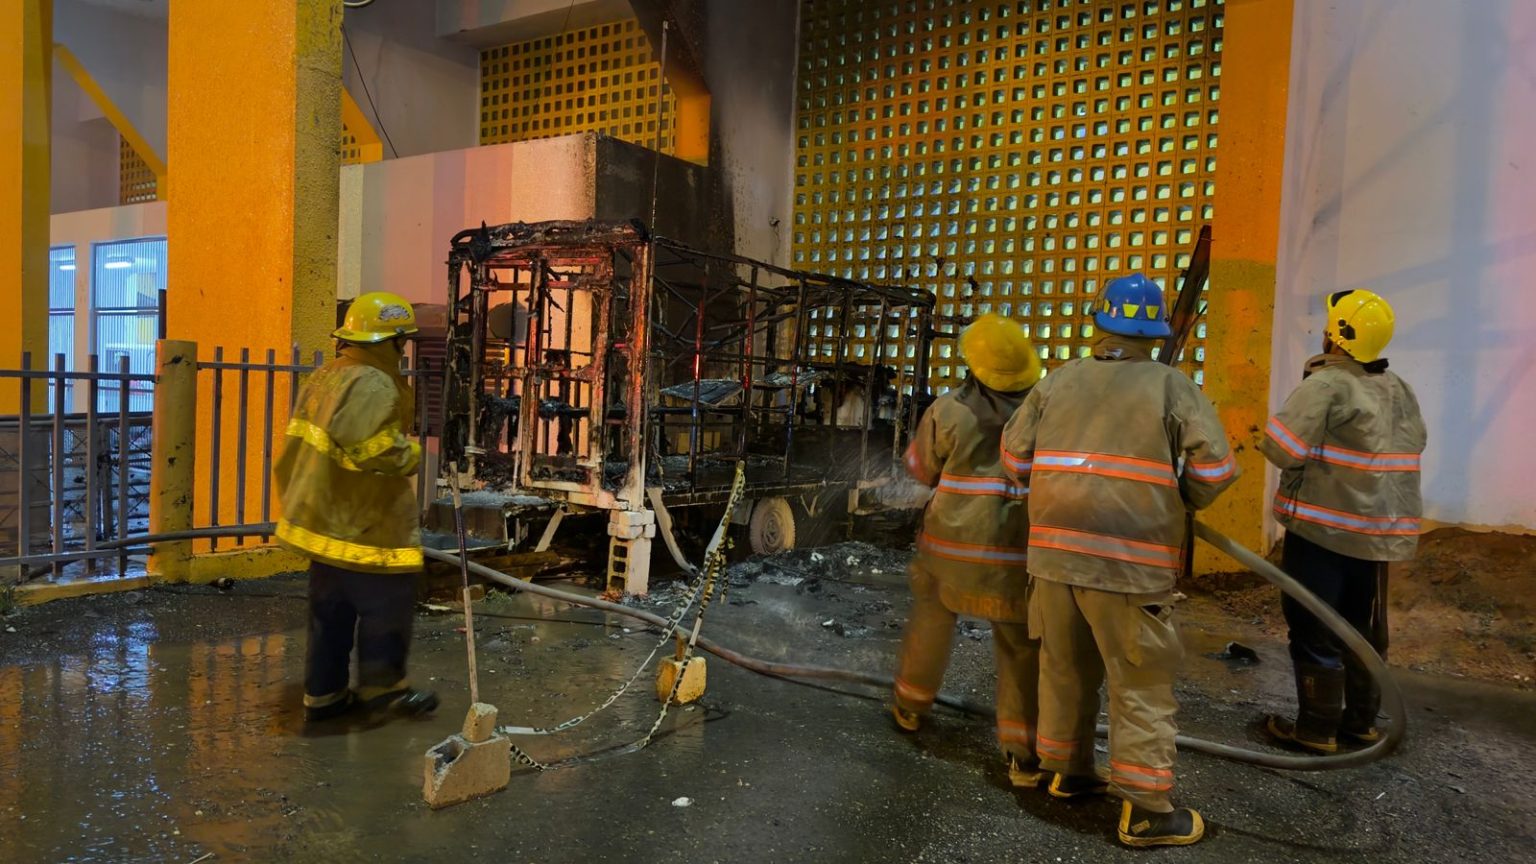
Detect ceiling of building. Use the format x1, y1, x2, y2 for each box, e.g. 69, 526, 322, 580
69, 0, 167, 20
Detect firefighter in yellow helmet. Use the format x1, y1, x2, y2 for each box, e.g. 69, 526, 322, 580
274, 292, 438, 723
1000, 274, 1238, 847
891, 314, 1045, 788
1261, 289, 1426, 753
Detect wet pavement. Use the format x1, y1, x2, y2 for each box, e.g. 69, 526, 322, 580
1, 543, 1533, 863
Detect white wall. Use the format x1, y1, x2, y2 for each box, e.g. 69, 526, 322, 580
338, 136, 598, 304
342, 0, 481, 158
51, 70, 119, 214
1275, 0, 1536, 531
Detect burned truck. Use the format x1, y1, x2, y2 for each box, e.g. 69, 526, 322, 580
436, 220, 935, 594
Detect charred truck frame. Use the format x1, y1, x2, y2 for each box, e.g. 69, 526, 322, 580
439, 220, 936, 594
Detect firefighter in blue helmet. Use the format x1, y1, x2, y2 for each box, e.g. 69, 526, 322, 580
1001, 273, 1238, 847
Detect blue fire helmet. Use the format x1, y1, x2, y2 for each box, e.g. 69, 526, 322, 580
1094, 273, 1171, 338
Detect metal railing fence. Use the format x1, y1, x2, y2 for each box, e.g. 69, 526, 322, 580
186, 346, 442, 552
3, 344, 443, 582
1, 353, 154, 578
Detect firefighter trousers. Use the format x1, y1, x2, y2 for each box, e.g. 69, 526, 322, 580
305, 560, 417, 709
1280, 532, 1388, 731
893, 568, 1040, 763
1029, 577, 1183, 812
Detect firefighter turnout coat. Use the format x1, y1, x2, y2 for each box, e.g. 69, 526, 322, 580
1000, 336, 1237, 594
905, 377, 1034, 622
274, 343, 424, 573
1261, 353, 1427, 561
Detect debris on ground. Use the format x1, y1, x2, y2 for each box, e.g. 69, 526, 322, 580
1184, 527, 1536, 686
1207, 641, 1261, 665
2, 556, 1535, 862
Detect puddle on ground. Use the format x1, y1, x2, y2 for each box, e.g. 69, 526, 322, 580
0, 588, 721, 863
3, 560, 1534, 863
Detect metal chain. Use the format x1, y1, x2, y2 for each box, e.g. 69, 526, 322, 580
632, 463, 745, 751
498, 462, 748, 771
496, 559, 712, 737
498, 562, 712, 773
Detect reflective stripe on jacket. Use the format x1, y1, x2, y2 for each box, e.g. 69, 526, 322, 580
273, 344, 423, 573
1000, 336, 1237, 594
905, 377, 1033, 622
1260, 353, 1426, 561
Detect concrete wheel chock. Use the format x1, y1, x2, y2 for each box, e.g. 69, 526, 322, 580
656, 655, 707, 704
422, 703, 512, 809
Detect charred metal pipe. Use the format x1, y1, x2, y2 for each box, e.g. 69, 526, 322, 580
425, 518, 1405, 773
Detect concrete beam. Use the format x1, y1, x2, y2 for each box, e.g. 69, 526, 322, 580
1201, 0, 1295, 568
0, 0, 52, 397
341, 87, 383, 163
167, 0, 343, 536
627, 0, 709, 164
435, 0, 633, 47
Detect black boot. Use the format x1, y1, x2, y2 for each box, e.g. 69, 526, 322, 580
1342, 624, 1386, 744
364, 687, 440, 717
1047, 767, 1110, 799
304, 690, 357, 723
1118, 800, 1205, 847
1341, 668, 1383, 744
1267, 663, 1345, 753
1006, 754, 1045, 789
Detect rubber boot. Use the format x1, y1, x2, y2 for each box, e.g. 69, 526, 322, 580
364, 687, 440, 718
304, 691, 357, 723
1118, 800, 1205, 847
1267, 663, 1345, 754
890, 703, 921, 733
1007, 754, 1045, 788
1341, 663, 1383, 744
1047, 766, 1110, 799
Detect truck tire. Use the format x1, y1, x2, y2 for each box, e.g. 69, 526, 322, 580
748, 497, 796, 555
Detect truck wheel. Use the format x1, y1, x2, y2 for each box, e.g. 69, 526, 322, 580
748, 497, 796, 555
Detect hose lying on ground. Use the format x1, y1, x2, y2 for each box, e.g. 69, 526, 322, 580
425, 517, 1405, 772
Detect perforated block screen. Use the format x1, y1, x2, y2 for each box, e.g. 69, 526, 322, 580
119, 136, 157, 205
794, 0, 1223, 391
479, 18, 678, 154
341, 122, 366, 165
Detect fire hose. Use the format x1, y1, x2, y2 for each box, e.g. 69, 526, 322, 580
423, 515, 1405, 772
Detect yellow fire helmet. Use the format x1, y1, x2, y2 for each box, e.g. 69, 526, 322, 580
334, 292, 419, 344
1325, 289, 1395, 362
959, 313, 1042, 393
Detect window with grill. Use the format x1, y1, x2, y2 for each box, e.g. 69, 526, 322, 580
92, 238, 166, 412
48, 246, 77, 411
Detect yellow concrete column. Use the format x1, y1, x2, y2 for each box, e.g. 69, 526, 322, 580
149, 340, 197, 583
1201, 0, 1295, 568
167, 0, 342, 536
0, 0, 51, 407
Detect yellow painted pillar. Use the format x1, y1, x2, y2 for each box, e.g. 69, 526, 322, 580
149, 340, 197, 583
0, 0, 51, 407
1201, 0, 1295, 569
167, 1, 342, 537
